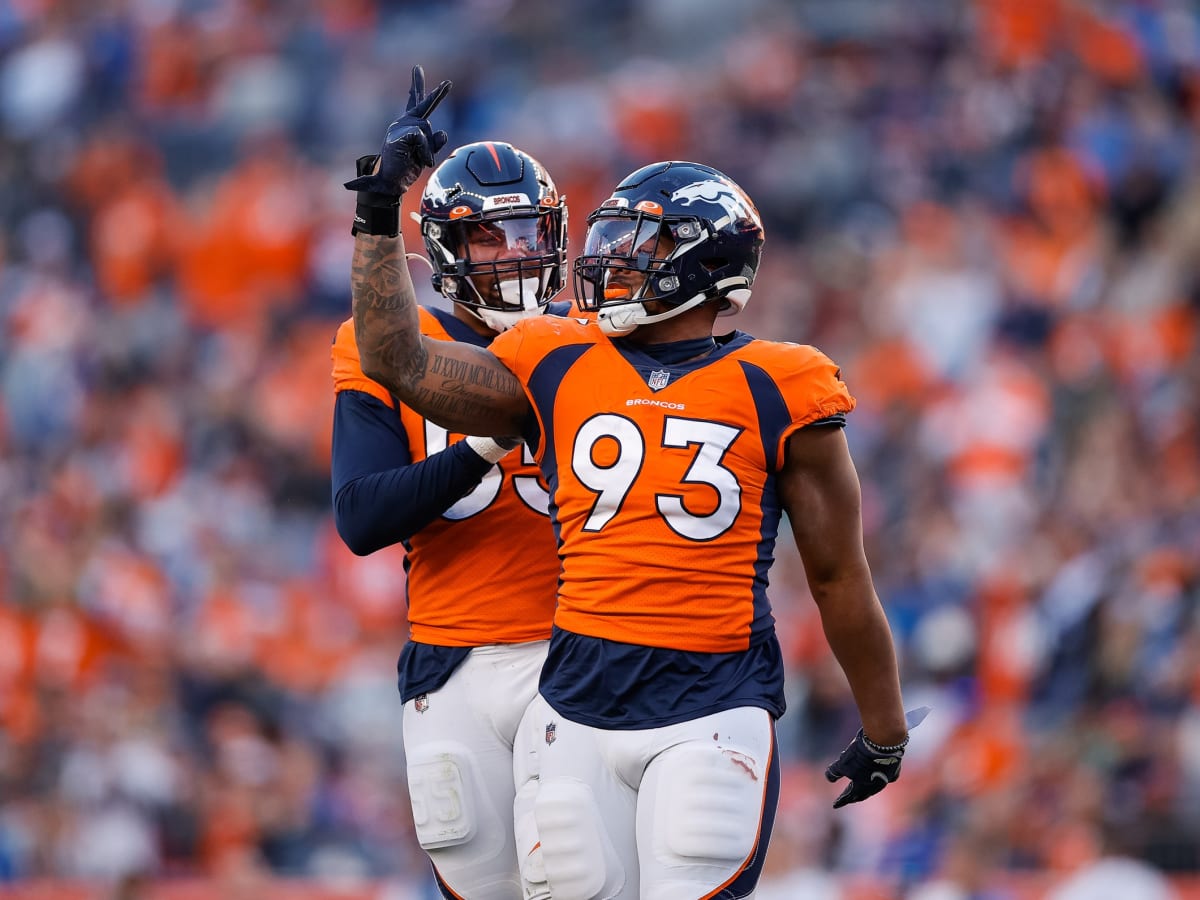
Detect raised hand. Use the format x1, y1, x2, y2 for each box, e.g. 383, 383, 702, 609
346, 65, 452, 198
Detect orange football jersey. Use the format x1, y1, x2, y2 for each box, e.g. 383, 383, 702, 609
489, 317, 855, 653
331, 310, 558, 646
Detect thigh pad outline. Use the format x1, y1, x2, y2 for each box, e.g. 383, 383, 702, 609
406, 742, 478, 850
535, 778, 625, 899
651, 743, 764, 865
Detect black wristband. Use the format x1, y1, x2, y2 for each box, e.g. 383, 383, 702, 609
351, 197, 400, 237
349, 154, 401, 237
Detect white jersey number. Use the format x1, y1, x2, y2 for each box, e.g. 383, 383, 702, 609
571, 414, 743, 541
424, 422, 549, 520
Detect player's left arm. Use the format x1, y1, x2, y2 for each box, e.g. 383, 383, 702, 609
331, 390, 511, 555
779, 425, 907, 746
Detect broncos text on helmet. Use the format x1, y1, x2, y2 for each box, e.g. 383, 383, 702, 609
419, 141, 568, 333
573, 161, 764, 336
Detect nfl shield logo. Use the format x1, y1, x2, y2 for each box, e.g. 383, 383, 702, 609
414, 694, 429, 713
545, 722, 557, 745
648, 369, 671, 391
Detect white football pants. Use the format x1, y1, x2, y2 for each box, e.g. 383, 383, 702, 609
401, 641, 550, 900
523, 695, 779, 900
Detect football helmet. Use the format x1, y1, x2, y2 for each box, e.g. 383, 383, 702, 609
573, 161, 764, 336
419, 141, 567, 332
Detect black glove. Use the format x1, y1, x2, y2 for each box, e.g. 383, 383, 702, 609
345, 64, 451, 199
824, 729, 906, 809
825, 706, 930, 809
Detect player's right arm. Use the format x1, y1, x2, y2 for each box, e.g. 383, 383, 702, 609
352, 233, 530, 437
778, 424, 908, 746
346, 66, 530, 438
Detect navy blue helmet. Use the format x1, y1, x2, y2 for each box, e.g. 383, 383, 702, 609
573, 161, 764, 335
419, 141, 568, 332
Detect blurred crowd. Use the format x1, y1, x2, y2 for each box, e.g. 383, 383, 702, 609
1, 0, 1199, 896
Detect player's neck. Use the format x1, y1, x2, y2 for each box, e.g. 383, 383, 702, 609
633, 334, 717, 365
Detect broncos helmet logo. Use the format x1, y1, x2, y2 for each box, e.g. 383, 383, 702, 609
670, 180, 762, 227
424, 170, 454, 207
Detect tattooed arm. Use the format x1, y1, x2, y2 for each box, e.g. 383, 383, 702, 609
347, 66, 529, 437
351, 233, 531, 437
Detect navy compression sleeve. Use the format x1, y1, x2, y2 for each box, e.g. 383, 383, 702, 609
331, 390, 494, 555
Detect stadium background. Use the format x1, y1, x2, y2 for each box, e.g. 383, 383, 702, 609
0, 0, 1198, 897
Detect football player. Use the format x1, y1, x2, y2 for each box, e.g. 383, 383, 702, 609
349, 67, 910, 899
333, 101, 569, 897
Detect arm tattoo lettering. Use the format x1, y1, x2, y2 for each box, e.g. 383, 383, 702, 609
350, 233, 529, 435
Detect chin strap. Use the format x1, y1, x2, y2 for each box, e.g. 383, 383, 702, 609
596, 277, 752, 336
454, 275, 545, 333
471, 305, 535, 333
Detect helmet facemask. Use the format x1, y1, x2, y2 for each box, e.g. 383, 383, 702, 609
574, 209, 720, 335
424, 207, 566, 332
418, 141, 568, 333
